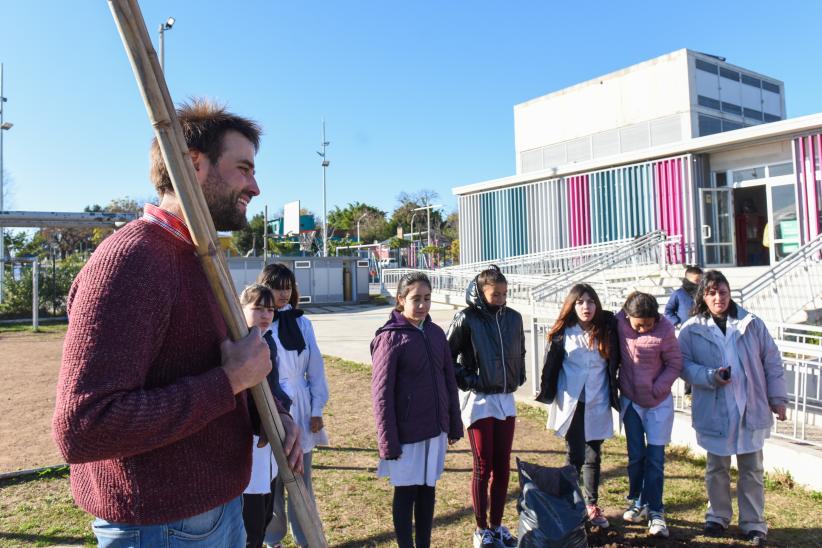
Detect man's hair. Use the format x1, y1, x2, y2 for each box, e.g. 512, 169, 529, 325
150, 98, 262, 196
684, 265, 704, 277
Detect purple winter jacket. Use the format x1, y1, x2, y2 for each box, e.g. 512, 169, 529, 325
370, 310, 464, 459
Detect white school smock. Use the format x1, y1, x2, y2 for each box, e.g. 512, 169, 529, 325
547, 325, 613, 441
269, 305, 330, 453
244, 435, 277, 494
620, 394, 675, 446
377, 432, 448, 487
698, 318, 769, 456
460, 390, 517, 428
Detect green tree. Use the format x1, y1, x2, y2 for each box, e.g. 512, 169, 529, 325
232, 212, 266, 256
389, 190, 445, 244
327, 202, 388, 243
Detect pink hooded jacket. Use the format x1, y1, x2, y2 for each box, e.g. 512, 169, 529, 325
616, 311, 683, 408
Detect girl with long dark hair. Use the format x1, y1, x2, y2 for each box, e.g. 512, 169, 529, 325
256, 263, 329, 548
536, 284, 620, 528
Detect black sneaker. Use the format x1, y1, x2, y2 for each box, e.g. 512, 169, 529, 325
492, 525, 518, 547
746, 530, 767, 546
704, 521, 725, 537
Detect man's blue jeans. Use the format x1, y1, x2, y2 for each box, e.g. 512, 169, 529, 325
91, 496, 245, 547
623, 403, 665, 513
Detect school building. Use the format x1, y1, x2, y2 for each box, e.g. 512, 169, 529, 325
454, 48, 821, 268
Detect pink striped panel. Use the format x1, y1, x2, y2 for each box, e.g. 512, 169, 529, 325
566, 175, 591, 247
654, 158, 686, 263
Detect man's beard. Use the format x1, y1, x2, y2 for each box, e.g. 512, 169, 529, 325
201, 169, 248, 231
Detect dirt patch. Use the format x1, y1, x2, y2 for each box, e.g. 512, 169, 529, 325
0, 331, 66, 473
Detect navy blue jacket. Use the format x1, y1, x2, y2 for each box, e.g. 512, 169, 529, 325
664, 287, 695, 327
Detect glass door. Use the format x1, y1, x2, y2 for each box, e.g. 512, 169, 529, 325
768, 182, 801, 262
700, 188, 735, 266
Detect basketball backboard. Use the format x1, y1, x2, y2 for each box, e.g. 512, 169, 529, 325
283, 200, 300, 235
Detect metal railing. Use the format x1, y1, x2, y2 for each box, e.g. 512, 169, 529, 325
381, 267, 545, 305
444, 237, 643, 277
733, 233, 822, 324
529, 231, 674, 304
529, 316, 822, 448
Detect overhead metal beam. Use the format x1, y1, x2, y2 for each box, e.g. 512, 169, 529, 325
0, 210, 138, 228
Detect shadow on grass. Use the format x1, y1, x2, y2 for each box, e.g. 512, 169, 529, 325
0, 532, 91, 545
0, 465, 70, 487
334, 503, 476, 548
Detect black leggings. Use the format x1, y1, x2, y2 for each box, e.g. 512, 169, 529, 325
392, 485, 436, 548
564, 402, 604, 506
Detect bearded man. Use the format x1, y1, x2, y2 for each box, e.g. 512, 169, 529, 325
53, 99, 301, 547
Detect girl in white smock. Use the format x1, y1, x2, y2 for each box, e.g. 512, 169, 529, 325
536, 284, 621, 529
258, 263, 329, 548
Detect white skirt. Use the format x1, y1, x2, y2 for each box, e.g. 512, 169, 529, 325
376, 432, 448, 487
244, 435, 278, 494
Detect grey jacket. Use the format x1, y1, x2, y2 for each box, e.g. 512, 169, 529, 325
678, 306, 788, 438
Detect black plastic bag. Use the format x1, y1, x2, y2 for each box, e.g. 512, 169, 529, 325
516, 458, 587, 548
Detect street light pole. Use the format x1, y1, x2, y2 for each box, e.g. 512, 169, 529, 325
316, 120, 330, 257
0, 62, 12, 305
158, 17, 175, 71
412, 203, 443, 247
356, 212, 368, 243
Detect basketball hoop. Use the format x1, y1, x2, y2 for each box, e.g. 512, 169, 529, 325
299, 230, 316, 252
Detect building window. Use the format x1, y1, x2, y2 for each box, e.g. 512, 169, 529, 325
698, 95, 721, 110
768, 162, 793, 177
696, 58, 718, 74
721, 101, 742, 115
719, 67, 740, 81
732, 166, 766, 183
762, 81, 780, 94
744, 108, 763, 121
722, 120, 744, 132
763, 113, 781, 123
698, 114, 723, 136
741, 74, 761, 88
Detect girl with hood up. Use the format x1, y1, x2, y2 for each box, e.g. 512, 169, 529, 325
447, 265, 526, 548
371, 272, 463, 548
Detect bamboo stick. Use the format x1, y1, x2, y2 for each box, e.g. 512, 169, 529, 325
106, 1, 328, 545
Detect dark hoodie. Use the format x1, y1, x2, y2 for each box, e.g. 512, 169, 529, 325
446, 279, 526, 394
370, 310, 464, 460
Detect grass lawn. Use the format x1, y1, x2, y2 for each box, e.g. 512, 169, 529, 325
0, 321, 67, 334
1, 355, 820, 547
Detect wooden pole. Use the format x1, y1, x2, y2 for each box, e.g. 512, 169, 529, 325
106, 2, 327, 545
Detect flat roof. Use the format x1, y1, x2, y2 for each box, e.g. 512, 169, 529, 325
514, 48, 783, 112
453, 112, 822, 196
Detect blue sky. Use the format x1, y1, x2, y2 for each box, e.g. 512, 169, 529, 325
1, 1, 820, 221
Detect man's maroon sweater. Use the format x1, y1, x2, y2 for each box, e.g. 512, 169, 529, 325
53, 220, 253, 524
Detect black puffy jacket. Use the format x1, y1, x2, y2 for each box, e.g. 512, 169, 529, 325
446, 279, 526, 394
535, 310, 621, 411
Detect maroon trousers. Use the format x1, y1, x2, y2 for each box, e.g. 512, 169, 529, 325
466, 416, 516, 529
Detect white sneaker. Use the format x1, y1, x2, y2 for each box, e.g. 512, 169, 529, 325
622, 499, 648, 523
473, 528, 497, 547
648, 511, 669, 538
